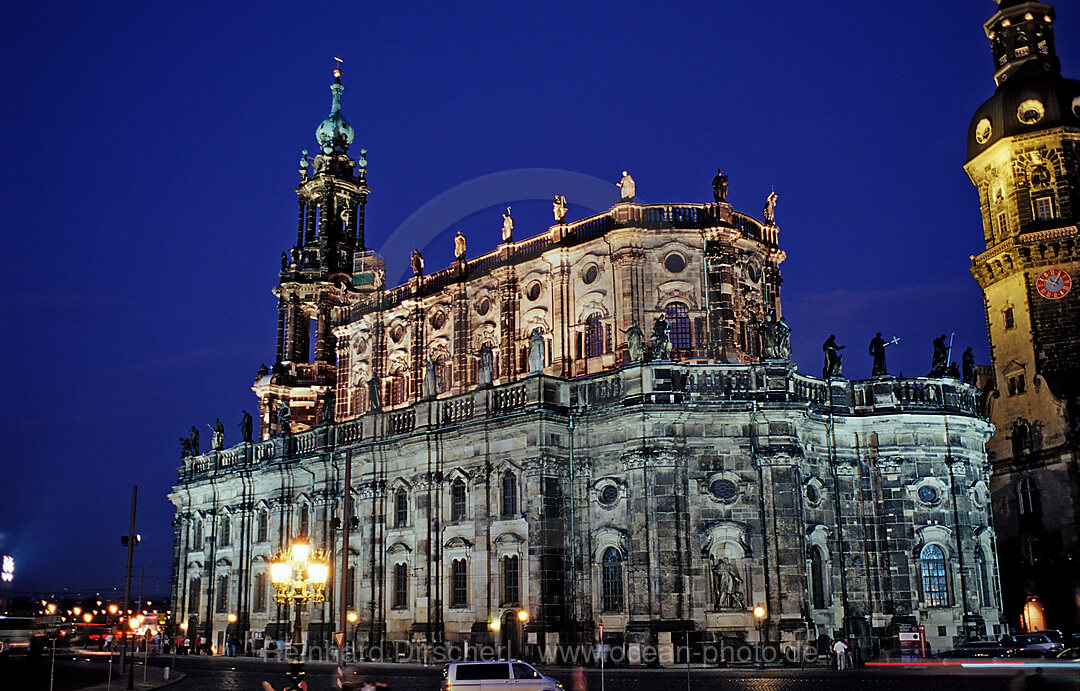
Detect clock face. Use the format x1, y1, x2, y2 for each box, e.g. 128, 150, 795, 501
1036, 268, 1072, 299
975, 118, 993, 144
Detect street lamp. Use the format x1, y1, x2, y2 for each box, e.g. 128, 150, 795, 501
753, 606, 766, 669
270, 537, 329, 691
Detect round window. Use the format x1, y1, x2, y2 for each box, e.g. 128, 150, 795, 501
1017, 99, 1045, 125
477, 298, 491, 316
664, 253, 686, 274
975, 118, 993, 144
599, 484, 619, 505
709, 479, 737, 501
527, 282, 542, 301
431, 311, 446, 330
918, 485, 939, 504
746, 264, 760, 282
583, 265, 598, 285
805, 484, 819, 504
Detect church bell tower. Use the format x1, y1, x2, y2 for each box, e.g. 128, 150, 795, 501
965, 0, 1080, 632
253, 67, 376, 437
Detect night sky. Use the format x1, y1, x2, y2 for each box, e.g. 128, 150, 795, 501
3, 1, 1077, 600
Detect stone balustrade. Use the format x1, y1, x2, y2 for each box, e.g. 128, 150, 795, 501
178, 362, 982, 482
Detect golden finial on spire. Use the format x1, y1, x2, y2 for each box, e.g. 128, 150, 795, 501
333, 56, 343, 79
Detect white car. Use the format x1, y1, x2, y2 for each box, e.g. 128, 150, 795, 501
442, 661, 564, 691
1008, 633, 1063, 656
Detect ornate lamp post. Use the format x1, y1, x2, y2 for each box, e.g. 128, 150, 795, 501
270, 537, 329, 691
753, 606, 766, 669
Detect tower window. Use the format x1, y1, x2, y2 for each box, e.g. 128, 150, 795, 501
501, 472, 518, 517
1007, 373, 1026, 396
601, 547, 625, 612
1015, 45, 1030, 58
254, 572, 267, 612
502, 555, 520, 606
809, 546, 826, 610
997, 212, 1008, 237
1003, 307, 1015, 330
451, 479, 467, 521
664, 302, 692, 350
1033, 196, 1054, 220
393, 562, 408, 609
1018, 477, 1040, 516
451, 559, 467, 607
585, 313, 606, 358
215, 574, 229, 613
394, 488, 408, 528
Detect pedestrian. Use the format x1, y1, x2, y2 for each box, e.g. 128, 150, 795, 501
832, 638, 849, 670
104, 633, 113, 652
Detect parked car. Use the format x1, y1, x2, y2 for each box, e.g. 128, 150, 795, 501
1005, 633, 1063, 657
442, 661, 564, 691
936, 641, 1012, 659
1054, 647, 1080, 661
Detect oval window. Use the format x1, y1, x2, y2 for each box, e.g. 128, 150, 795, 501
477, 298, 491, 316
1017, 99, 1045, 125
584, 265, 598, 285
599, 484, 619, 505
664, 253, 686, 274
527, 282, 542, 301
805, 484, 819, 504
431, 311, 446, 330
975, 118, 992, 144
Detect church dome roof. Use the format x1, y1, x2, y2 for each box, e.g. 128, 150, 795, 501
315, 69, 355, 155
966, 72, 1080, 161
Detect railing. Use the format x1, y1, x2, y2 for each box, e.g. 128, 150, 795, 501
178, 364, 981, 482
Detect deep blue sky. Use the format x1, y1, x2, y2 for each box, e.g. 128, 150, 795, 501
2, 1, 1077, 599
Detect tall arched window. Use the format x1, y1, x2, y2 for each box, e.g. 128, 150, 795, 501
920, 544, 949, 607
664, 302, 692, 350
585, 313, 606, 358
394, 489, 409, 528
220, 516, 231, 546
256, 509, 268, 542
393, 562, 408, 609
451, 479, 467, 521
502, 555, 520, 606
502, 472, 518, 517
254, 572, 267, 611
1018, 477, 1040, 516
298, 504, 310, 536
451, 559, 467, 607
809, 546, 826, 610
976, 549, 992, 608
192, 520, 203, 550
601, 547, 624, 612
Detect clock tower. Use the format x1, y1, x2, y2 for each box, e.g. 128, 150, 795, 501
965, 0, 1080, 632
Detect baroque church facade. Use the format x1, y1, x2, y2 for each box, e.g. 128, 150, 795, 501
169, 65, 1003, 656
966, 0, 1080, 633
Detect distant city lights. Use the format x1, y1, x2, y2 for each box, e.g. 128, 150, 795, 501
1, 554, 13, 582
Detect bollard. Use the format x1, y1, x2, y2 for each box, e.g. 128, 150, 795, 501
163, 667, 170, 680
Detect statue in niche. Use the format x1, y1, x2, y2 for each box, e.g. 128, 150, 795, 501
617, 171, 635, 202
501, 207, 514, 243
763, 189, 778, 224
189, 426, 200, 455
869, 332, 888, 377
651, 313, 671, 360
239, 410, 253, 443
712, 168, 729, 202
422, 357, 438, 399
775, 316, 791, 360
822, 335, 845, 379
712, 557, 745, 609
321, 390, 335, 423
528, 328, 545, 374
553, 195, 567, 224
454, 230, 466, 260
210, 418, 225, 450
277, 401, 291, 434
962, 347, 977, 386
478, 343, 495, 387
760, 311, 778, 359
410, 249, 424, 277
367, 377, 382, 411
623, 322, 645, 362
930, 334, 949, 377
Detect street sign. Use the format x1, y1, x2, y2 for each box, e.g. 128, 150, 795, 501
334, 631, 344, 649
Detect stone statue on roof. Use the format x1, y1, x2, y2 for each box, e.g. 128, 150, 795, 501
553, 195, 567, 224
210, 418, 225, 450
623, 322, 645, 362
652, 313, 671, 360
501, 207, 514, 243
764, 189, 778, 224
454, 230, 466, 260
410, 249, 424, 277
712, 169, 729, 203
528, 328, 545, 374
239, 410, 253, 443
618, 171, 635, 202
822, 335, 845, 379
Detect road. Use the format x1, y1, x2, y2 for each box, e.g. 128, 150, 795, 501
5, 650, 1077, 691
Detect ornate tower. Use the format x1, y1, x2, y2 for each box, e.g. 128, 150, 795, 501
253, 68, 377, 437
965, 0, 1080, 632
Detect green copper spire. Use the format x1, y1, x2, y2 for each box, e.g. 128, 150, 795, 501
315, 68, 355, 155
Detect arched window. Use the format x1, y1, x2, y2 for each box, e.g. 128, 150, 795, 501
256, 509, 268, 542
394, 489, 409, 528
215, 574, 229, 613
585, 313, 606, 358
192, 520, 203, 550
502, 472, 518, 517
809, 546, 826, 610
976, 549, 992, 608
601, 547, 624, 612
1018, 477, 1040, 516
451, 559, 468, 607
298, 504, 310, 536
664, 302, 692, 350
253, 572, 267, 612
220, 516, 231, 546
393, 562, 408, 609
502, 555, 520, 606
920, 544, 949, 607
451, 479, 467, 521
